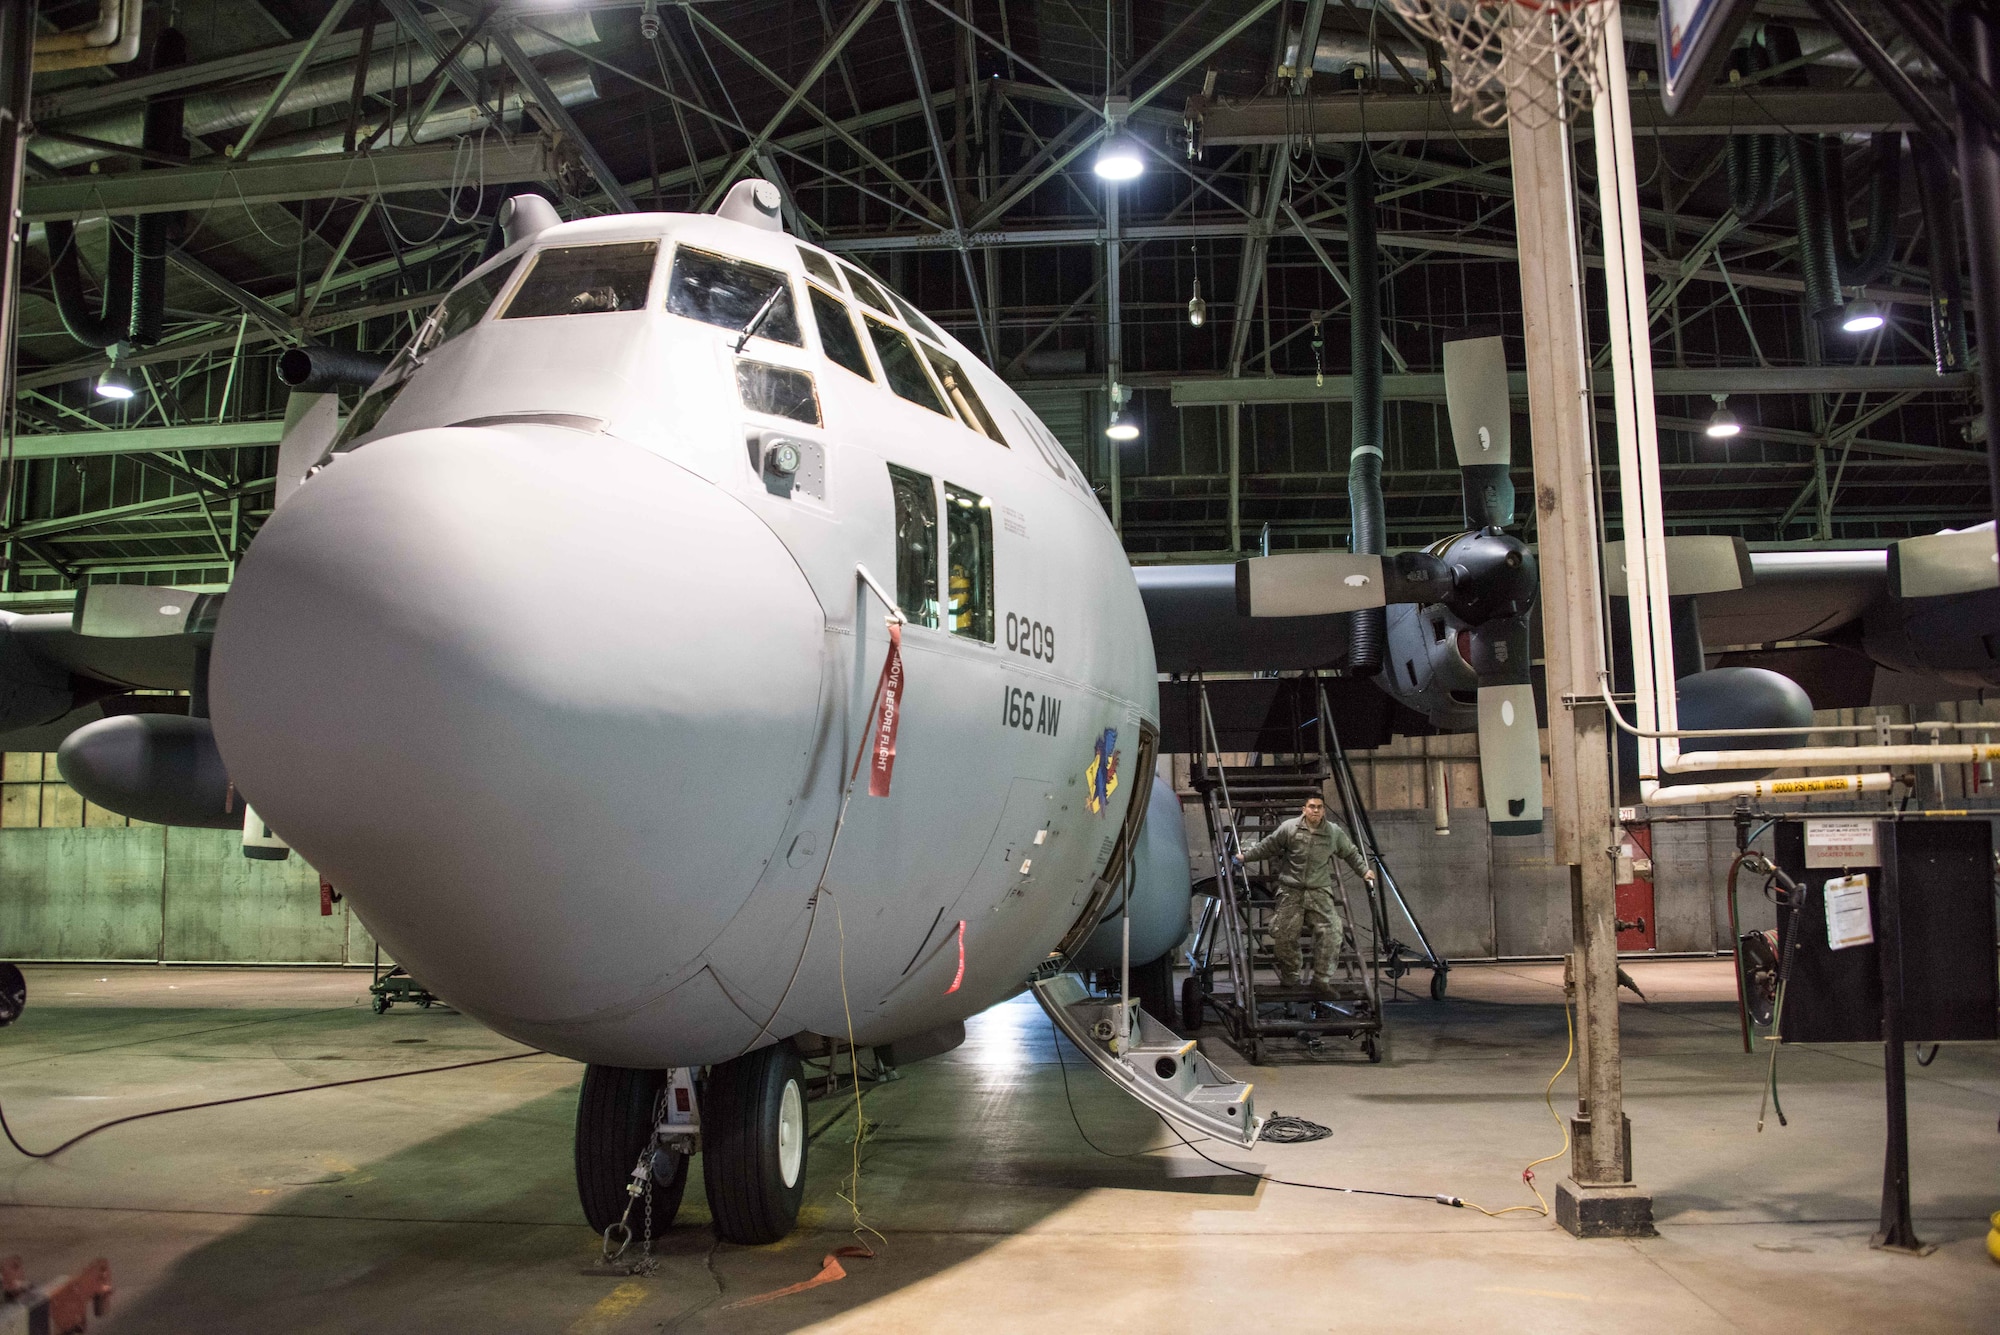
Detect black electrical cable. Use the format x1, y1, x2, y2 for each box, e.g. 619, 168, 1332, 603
0, 1050, 541, 1161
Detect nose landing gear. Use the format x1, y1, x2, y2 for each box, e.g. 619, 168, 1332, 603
572, 1042, 810, 1248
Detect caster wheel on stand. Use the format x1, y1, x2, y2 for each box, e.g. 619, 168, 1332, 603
1180, 974, 1205, 1032
1430, 968, 1449, 1001
1362, 1035, 1382, 1064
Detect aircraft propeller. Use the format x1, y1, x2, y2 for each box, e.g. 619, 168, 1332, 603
1233, 332, 1544, 835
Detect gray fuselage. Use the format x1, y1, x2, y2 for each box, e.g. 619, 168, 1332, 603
209, 210, 1158, 1068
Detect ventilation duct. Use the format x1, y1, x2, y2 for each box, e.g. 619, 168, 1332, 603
29, 14, 597, 170
1914, 137, 1969, 374
44, 28, 185, 351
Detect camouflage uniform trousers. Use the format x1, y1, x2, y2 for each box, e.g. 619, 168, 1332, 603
1270, 884, 1346, 986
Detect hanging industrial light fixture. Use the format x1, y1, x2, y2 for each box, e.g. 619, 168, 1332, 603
1105, 415, 1139, 442
1094, 129, 1143, 181
94, 364, 135, 401
1839, 299, 1884, 334
1704, 395, 1741, 439
1187, 277, 1206, 327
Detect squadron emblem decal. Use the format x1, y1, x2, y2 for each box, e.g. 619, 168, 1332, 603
1084, 727, 1120, 815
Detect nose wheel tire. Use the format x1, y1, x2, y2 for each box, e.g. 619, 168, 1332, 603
575, 1065, 689, 1235
702, 1041, 809, 1245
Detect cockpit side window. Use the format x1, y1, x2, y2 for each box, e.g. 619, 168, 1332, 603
798, 246, 840, 286
944, 483, 995, 642
500, 241, 659, 319
411, 254, 523, 358
807, 285, 873, 381
887, 464, 940, 629
838, 261, 894, 316
866, 316, 949, 418
888, 290, 946, 345
666, 246, 802, 345
921, 344, 1003, 443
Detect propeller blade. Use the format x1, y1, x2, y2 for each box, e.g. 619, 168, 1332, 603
1477, 684, 1543, 836
72, 584, 219, 638
1464, 615, 1542, 836
1442, 332, 1513, 530
1603, 535, 1752, 596
1235, 552, 1454, 618
1890, 523, 1999, 598
1236, 553, 1386, 616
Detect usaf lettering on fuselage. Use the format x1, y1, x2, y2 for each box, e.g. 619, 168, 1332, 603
1001, 684, 1063, 736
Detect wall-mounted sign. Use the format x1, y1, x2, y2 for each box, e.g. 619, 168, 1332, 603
1804, 819, 1879, 869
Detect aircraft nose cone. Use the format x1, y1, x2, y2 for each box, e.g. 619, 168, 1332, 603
210, 428, 825, 1047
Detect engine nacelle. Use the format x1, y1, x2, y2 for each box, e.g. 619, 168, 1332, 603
1617, 666, 1814, 802
57, 713, 242, 828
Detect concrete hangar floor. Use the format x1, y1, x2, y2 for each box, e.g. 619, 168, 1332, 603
3, 961, 1995, 1334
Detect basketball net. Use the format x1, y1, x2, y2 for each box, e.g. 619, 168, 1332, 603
1383, 0, 1614, 126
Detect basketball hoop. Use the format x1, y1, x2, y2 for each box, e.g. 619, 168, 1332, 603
1383, 0, 1614, 127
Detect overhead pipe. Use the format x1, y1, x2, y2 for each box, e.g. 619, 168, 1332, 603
33, 0, 142, 72
1345, 143, 1386, 677
1592, 20, 1994, 801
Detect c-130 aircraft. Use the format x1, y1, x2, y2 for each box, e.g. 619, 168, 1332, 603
197, 180, 1225, 1246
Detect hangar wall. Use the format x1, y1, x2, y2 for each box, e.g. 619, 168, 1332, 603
1, 752, 374, 964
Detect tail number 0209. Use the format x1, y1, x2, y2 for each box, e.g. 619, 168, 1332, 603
1005, 612, 1055, 663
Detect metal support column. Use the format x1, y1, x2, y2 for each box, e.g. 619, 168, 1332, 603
1505, 50, 1653, 1236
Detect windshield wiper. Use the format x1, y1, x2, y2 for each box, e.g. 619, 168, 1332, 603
733, 284, 785, 353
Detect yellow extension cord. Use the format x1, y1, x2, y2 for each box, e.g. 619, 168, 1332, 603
1458, 999, 1576, 1219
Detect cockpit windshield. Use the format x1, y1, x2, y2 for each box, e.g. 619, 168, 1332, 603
399, 254, 522, 366
666, 247, 802, 346
500, 242, 659, 320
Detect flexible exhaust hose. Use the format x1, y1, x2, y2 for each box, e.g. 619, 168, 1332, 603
130, 28, 188, 349
45, 219, 132, 350
276, 345, 391, 392
1787, 134, 1844, 322
1724, 44, 1782, 222
1761, 25, 1843, 323
1914, 137, 1969, 375
1725, 131, 1781, 223
1823, 132, 1903, 287
1346, 143, 1386, 677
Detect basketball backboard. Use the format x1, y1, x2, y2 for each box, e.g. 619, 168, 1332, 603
1659, 0, 1756, 114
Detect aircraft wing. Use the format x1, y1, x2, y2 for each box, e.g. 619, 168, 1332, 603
1697, 549, 1888, 647
1134, 563, 1350, 674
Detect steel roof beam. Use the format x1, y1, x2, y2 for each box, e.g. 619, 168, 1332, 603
693, 0, 887, 212
1191, 87, 1916, 144
1168, 366, 1974, 404
8, 421, 287, 460
492, 27, 634, 212
23, 137, 557, 220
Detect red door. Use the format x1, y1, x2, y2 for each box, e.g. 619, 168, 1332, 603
1615, 823, 1657, 951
